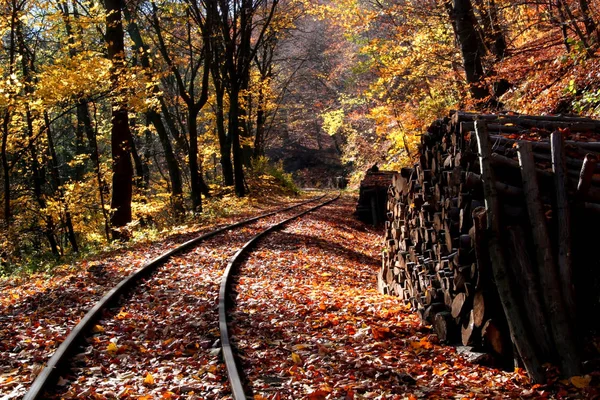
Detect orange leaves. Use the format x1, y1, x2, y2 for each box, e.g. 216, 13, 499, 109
106, 342, 119, 354
370, 325, 391, 340
570, 375, 592, 388
291, 352, 303, 365
307, 387, 332, 400
143, 372, 154, 385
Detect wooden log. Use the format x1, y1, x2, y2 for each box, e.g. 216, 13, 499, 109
423, 302, 447, 323
488, 134, 600, 159
454, 110, 600, 126
475, 121, 544, 383
551, 132, 577, 320
451, 292, 468, 319
577, 154, 598, 200
517, 141, 582, 377
482, 319, 504, 355
461, 310, 476, 346
505, 226, 554, 358
433, 311, 456, 343
472, 290, 486, 328
464, 172, 524, 197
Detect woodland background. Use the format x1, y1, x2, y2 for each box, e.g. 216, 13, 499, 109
1, 0, 600, 272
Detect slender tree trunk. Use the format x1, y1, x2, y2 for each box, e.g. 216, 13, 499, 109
1, 113, 10, 226
25, 109, 60, 256
45, 113, 78, 253
17, 17, 60, 256
161, 98, 188, 153
214, 78, 234, 185
472, 0, 506, 60
188, 109, 202, 211
106, 0, 133, 239
254, 92, 266, 160
129, 132, 149, 189
91, 104, 111, 241
579, 0, 598, 42
124, 13, 184, 214
229, 90, 246, 197
558, 0, 593, 56
59, 0, 87, 180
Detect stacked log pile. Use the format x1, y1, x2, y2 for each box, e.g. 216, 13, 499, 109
355, 168, 398, 225
378, 111, 600, 381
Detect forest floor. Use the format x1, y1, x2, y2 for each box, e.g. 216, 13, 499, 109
1, 193, 598, 399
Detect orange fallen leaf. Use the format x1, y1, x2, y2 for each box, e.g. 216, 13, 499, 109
291, 352, 302, 364
144, 373, 155, 385
371, 326, 391, 340
106, 342, 118, 354
570, 375, 591, 388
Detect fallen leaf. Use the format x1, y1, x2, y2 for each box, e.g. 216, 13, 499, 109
144, 372, 155, 385
107, 342, 118, 354
570, 375, 592, 388
291, 352, 302, 364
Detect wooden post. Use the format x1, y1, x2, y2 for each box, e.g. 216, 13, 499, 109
474, 121, 544, 383
550, 132, 576, 319
517, 141, 582, 377
577, 154, 598, 201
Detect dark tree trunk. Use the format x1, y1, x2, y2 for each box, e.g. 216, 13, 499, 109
17, 18, 60, 256
188, 110, 202, 211
28, 112, 60, 257
129, 130, 148, 189
45, 113, 78, 253
214, 73, 234, 185
472, 0, 506, 60
124, 13, 185, 214
447, 0, 491, 102
1, 113, 10, 226
230, 90, 246, 197
59, 0, 87, 180
106, 0, 133, 239
579, 0, 598, 42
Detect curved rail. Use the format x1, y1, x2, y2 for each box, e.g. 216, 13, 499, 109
219, 193, 341, 399
23, 194, 325, 400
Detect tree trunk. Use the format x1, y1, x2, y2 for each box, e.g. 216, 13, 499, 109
579, 0, 598, 42
230, 91, 246, 197
1, 113, 10, 226
45, 113, 78, 253
130, 131, 149, 190
447, 0, 491, 102
472, 0, 506, 60
188, 110, 202, 211
124, 13, 184, 214
106, 0, 133, 239
215, 80, 234, 185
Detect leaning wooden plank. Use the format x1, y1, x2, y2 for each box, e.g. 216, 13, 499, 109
474, 121, 544, 383
517, 140, 582, 377
550, 131, 577, 319
577, 154, 598, 200
505, 226, 553, 358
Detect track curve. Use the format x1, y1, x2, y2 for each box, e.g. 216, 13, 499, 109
23, 195, 325, 400
219, 193, 340, 399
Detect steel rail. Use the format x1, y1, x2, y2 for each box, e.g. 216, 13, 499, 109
219, 193, 340, 399
23, 194, 325, 400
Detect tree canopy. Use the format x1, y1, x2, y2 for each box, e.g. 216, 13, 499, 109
2, 0, 600, 269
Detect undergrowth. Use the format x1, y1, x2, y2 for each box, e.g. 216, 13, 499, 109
0, 173, 304, 278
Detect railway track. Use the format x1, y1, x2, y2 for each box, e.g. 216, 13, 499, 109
23, 193, 339, 400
